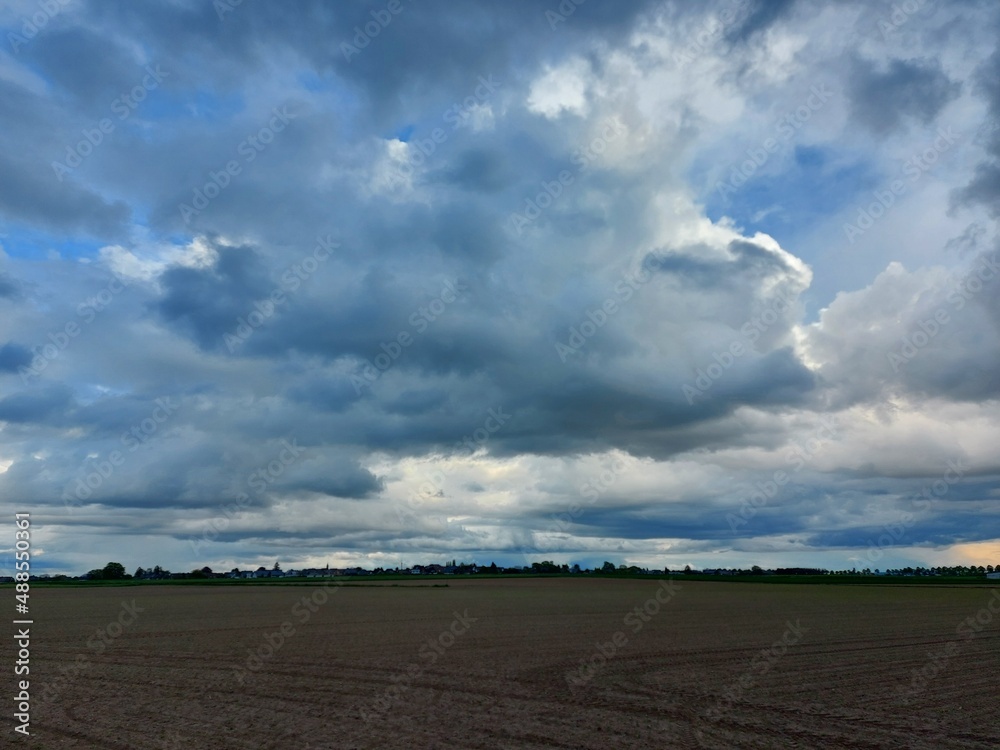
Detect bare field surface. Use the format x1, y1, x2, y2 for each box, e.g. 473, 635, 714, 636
15, 579, 1000, 749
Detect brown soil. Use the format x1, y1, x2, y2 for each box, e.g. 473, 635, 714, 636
14, 578, 1000, 748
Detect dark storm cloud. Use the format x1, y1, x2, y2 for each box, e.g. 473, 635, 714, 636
70, 392, 181, 438
806, 493, 1000, 549
428, 204, 506, 261
224, 269, 468, 365
21, 26, 140, 110
384, 388, 450, 416
0, 272, 20, 299
0, 383, 75, 425
282, 462, 385, 500
527, 474, 843, 545
0, 71, 134, 239
432, 148, 513, 193
727, 347, 816, 405
493, 383, 706, 456
725, 0, 797, 44
0, 342, 32, 373
958, 161, 1000, 217
286, 378, 361, 414
0, 152, 131, 238
647, 240, 794, 287
81, 0, 659, 127
154, 240, 273, 351
847, 56, 960, 136
0, 78, 48, 141
953, 46, 1000, 216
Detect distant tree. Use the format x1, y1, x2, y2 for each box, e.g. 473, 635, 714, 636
134, 566, 145, 579
571, 563, 581, 574
531, 560, 560, 574
273, 561, 281, 571
86, 568, 104, 580
684, 565, 692, 573
601, 561, 615, 573
489, 562, 498, 572
102, 562, 126, 580
751, 565, 763, 575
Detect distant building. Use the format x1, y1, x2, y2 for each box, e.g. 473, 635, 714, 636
987, 571, 1000, 580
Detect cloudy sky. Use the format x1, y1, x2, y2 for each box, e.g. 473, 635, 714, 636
1, 0, 999, 576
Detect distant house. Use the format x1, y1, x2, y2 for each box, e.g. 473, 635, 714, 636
987, 571, 1000, 580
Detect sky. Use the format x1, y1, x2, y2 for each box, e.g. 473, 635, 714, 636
1, 0, 999, 576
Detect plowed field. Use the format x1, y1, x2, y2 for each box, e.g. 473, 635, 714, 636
14, 578, 1000, 748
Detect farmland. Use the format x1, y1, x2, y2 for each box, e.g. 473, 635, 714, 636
17, 578, 1000, 749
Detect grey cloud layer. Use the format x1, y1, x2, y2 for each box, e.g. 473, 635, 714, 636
1, 0, 999, 573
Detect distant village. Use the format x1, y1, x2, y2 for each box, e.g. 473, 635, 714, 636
7, 559, 1000, 583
